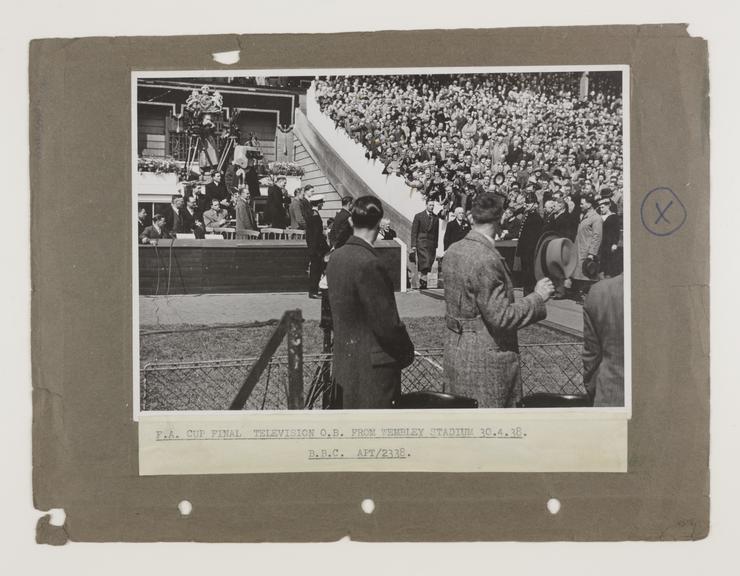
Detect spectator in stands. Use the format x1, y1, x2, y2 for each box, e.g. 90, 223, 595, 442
164, 195, 185, 237
442, 193, 554, 408
139, 213, 168, 244
378, 218, 397, 240
411, 199, 440, 289
443, 207, 470, 251
583, 274, 624, 407
235, 188, 258, 238
289, 187, 307, 230
329, 196, 354, 249
306, 195, 330, 299
203, 198, 229, 232
265, 176, 289, 228
544, 196, 576, 240
315, 72, 623, 232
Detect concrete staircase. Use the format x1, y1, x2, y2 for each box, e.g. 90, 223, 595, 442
294, 137, 342, 223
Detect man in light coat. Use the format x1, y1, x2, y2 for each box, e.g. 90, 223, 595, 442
572, 193, 603, 301
443, 193, 554, 408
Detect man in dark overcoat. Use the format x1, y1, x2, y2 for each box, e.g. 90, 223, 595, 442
583, 274, 624, 407
410, 199, 440, 289
163, 194, 185, 237
443, 193, 554, 408
265, 175, 288, 228
305, 195, 329, 298
443, 207, 470, 251
516, 194, 545, 295
327, 196, 414, 409
329, 196, 354, 249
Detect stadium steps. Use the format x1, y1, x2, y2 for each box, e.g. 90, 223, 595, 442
293, 137, 342, 222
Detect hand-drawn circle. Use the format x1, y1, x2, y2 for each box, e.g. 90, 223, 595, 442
640, 187, 687, 237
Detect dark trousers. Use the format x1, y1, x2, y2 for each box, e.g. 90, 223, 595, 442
308, 252, 325, 294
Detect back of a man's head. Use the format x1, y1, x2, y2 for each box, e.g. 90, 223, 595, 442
470, 192, 503, 225
341, 196, 353, 208
351, 196, 384, 230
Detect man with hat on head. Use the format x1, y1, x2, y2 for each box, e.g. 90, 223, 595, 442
597, 192, 622, 278
305, 194, 329, 299
442, 193, 555, 408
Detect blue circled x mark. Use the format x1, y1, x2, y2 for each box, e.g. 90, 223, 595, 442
640, 187, 687, 237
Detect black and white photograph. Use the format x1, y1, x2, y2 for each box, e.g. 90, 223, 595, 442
134, 67, 629, 415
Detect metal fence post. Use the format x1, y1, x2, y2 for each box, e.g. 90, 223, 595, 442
286, 309, 304, 409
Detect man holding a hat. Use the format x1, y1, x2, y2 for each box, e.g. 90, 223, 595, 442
572, 193, 604, 301
443, 193, 555, 408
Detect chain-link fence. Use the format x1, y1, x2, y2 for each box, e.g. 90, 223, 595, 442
141, 343, 585, 411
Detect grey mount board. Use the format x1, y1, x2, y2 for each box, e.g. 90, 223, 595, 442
31, 25, 709, 543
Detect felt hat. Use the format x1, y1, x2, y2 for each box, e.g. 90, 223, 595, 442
534, 232, 578, 281
582, 257, 600, 279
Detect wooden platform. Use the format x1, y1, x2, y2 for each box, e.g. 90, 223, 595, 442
139, 239, 402, 295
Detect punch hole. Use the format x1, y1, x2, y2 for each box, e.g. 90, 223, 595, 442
178, 500, 193, 516
212, 50, 240, 65
547, 498, 561, 515
361, 498, 375, 514
48, 508, 66, 526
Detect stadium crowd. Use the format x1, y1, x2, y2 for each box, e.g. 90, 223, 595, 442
316, 72, 624, 296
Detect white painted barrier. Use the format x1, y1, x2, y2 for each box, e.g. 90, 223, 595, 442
306, 83, 428, 221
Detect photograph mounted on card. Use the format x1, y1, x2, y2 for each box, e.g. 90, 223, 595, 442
31, 26, 708, 542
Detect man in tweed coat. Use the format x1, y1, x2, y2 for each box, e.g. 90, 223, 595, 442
583, 274, 624, 407
443, 193, 555, 408
327, 196, 415, 409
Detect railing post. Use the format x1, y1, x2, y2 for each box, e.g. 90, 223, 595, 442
286, 309, 304, 409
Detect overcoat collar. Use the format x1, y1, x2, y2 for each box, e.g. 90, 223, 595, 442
345, 235, 378, 256
464, 230, 500, 257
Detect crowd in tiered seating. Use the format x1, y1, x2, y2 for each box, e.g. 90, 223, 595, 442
315, 72, 624, 243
